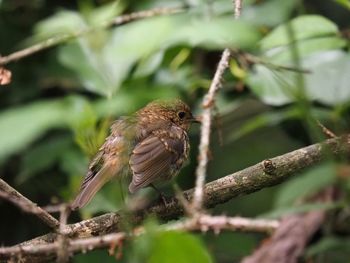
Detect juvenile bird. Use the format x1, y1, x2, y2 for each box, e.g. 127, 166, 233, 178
71, 99, 198, 210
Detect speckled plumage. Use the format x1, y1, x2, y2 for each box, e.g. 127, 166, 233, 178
71, 99, 197, 210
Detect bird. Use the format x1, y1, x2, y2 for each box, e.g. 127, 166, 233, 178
71, 99, 198, 210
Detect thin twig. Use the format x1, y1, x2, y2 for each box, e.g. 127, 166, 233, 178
0, 179, 59, 228
109, 7, 183, 26
192, 48, 231, 212
168, 214, 279, 234
0, 34, 78, 66
230, 49, 311, 74
43, 204, 66, 213
233, 0, 242, 19
57, 204, 70, 263
192, 0, 243, 214
0, 7, 184, 66
1, 232, 127, 259
173, 183, 193, 216
316, 120, 337, 138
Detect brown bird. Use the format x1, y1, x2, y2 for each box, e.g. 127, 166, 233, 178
71, 99, 198, 210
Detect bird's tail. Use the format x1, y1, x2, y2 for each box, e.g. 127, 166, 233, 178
71, 165, 115, 210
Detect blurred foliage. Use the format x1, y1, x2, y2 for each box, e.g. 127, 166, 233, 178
128, 225, 212, 263
0, 0, 350, 262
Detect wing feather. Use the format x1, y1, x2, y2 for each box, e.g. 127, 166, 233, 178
128, 132, 186, 193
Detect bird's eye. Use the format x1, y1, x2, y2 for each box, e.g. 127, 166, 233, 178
178, 111, 186, 119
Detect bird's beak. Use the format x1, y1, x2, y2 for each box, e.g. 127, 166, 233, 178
189, 115, 201, 123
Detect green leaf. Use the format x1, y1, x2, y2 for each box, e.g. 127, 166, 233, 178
247, 50, 350, 106
168, 15, 261, 49
334, 0, 350, 10
60, 148, 88, 200
0, 96, 123, 162
275, 163, 337, 208
240, 0, 297, 27
31, 2, 123, 40
33, 8, 261, 97
30, 6, 124, 97
247, 64, 297, 105
0, 99, 72, 161
67, 97, 108, 157
67, 96, 98, 129
87, 1, 125, 27
58, 41, 117, 97
148, 231, 212, 263
248, 15, 348, 106
133, 50, 165, 78
260, 15, 339, 51
99, 13, 260, 95
265, 36, 347, 63
60, 148, 87, 178
17, 136, 72, 184
303, 51, 350, 105
33, 10, 87, 39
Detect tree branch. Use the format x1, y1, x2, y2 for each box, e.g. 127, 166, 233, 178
167, 215, 279, 234
192, 0, 243, 213
0, 7, 184, 66
0, 215, 278, 262
193, 48, 231, 212
0, 179, 59, 229
0, 135, 348, 262
241, 212, 325, 263
233, 0, 243, 19
241, 187, 334, 263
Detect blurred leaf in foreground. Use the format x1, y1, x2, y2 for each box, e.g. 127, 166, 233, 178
148, 231, 212, 263
136, 231, 212, 263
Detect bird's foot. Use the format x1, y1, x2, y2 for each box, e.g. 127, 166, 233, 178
158, 192, 168, 208
150, 184, 168, 208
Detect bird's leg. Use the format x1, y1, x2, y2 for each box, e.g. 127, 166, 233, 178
150, 184, 167, 207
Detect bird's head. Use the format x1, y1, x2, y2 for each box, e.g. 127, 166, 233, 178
138, 99, 199, 131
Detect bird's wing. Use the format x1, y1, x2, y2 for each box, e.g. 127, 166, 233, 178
129, 130, 187, 193
71, 120, 130, 210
